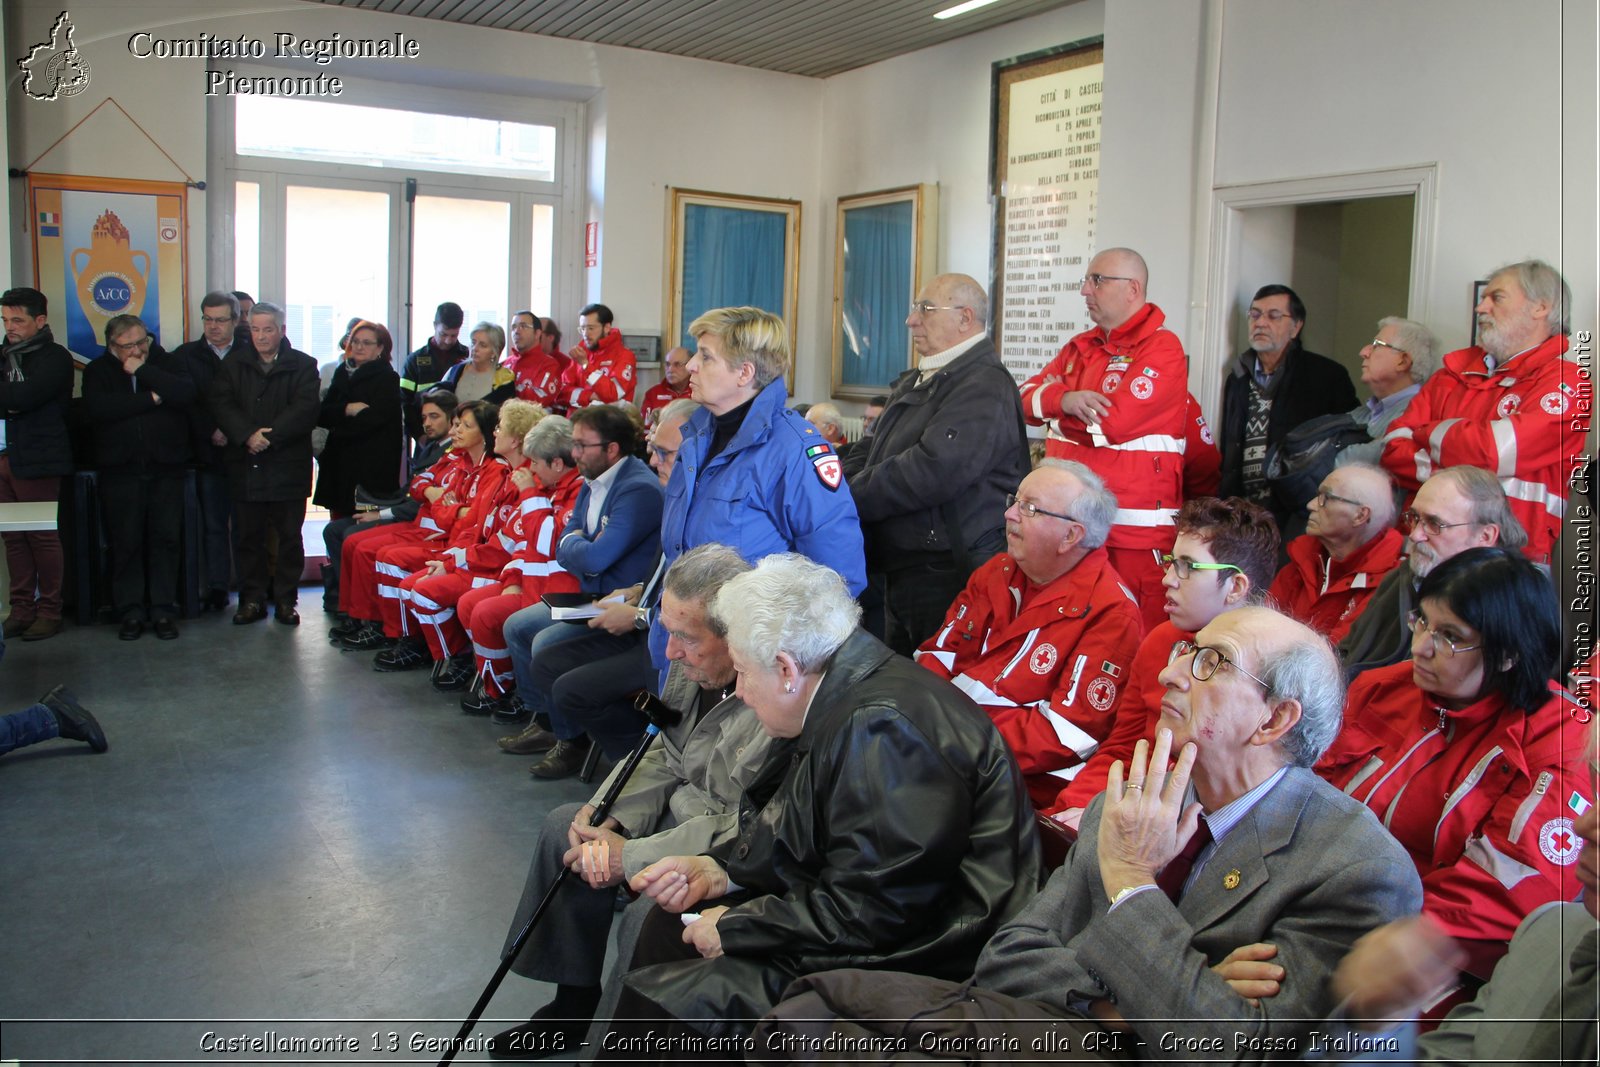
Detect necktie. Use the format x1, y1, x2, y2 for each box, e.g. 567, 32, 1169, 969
1157, 818, 1213, 901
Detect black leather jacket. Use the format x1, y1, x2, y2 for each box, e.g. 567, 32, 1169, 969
622, 629, 1039, 1035
0, 326, 74, 478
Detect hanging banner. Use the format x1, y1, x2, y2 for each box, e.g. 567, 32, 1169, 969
27, 172, 189, 358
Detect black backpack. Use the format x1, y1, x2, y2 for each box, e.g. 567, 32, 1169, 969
1265, 412, 1371, 514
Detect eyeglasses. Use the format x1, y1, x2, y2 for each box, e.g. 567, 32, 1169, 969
1311, 488, 1365, 510
909, 301, 967, 317
1401, 510, 1476, 538
572, 439, 608, 452
1159, 554, 1244, 581
650, 445, 678, 463
347, 337, 381, 349
1081, 273, 1135, 289
1247, 308, 1295, 322
1406, 611, 1482, 657
110, 335, 152, 352
202, 314, 237, 325
1005, 492, 1078, 523
1367, 337, 1409, 356
1168, 640, 1271, 691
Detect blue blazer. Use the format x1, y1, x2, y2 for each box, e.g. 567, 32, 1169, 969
556, 455, 663, 594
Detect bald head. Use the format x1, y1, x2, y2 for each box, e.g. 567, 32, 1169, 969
909, 273, 989, 359
1307, 462, 1397, 557
806, 402, 846, 445
1082, 247, 1150, 331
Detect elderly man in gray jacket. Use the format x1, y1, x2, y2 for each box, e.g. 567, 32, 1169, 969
486, 545, 766, 1060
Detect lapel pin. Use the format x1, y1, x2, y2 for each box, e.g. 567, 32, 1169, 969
1223, 869, 1241, 890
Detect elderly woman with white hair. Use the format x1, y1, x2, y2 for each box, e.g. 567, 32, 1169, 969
598, 553, 1038, 1055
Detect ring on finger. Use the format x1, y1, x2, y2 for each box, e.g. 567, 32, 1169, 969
1126, 782, 1145, 792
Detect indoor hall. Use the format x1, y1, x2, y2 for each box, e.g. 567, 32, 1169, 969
2, 0, 1594, 1063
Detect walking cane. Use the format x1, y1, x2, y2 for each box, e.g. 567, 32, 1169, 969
436, 691, 683, 1066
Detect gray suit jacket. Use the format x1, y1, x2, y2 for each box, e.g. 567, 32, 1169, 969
976, 766, 1423, 1061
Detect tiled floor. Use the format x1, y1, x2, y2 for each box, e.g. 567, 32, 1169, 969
0, 593, 595, 1065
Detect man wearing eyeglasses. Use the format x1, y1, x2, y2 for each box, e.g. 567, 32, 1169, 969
1380, 259, 1585, 564
915, 461, 1142, 809
640, 346, 693, 431
1338, 466, 1527, 683
1332, 317, 1441, 467
841, 273, 1029, 655
80, 315, 198, 640
1219, 285, 1358, 533
1019, 248, 1192, 630
760, 607, 1420, 1056
1267, 462, 1406, 643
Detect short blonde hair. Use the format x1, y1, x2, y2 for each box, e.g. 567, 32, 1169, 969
497, 398, 545, 445
689, 306, 789, 389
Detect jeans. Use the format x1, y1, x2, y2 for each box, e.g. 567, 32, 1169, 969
0, 629, 56, 756
503, 602, 591, 704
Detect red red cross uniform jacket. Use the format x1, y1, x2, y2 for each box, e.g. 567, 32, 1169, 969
1018, 303, 1189, 552
507, 346, 563, 409
1268, 528, 1406, 644
496, 469, 584, 594
1380, 334, 1587, 562
1319, 662, 1593, 952
562, 330, 637, 408
915, 549, 1143, 809
641, 380, 692, 429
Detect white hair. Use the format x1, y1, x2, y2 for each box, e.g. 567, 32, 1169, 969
709, 553, 860, 674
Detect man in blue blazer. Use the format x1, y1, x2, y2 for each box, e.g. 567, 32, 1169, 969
502, 405, 662, 771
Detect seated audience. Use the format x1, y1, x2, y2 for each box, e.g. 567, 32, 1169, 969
499, 405, 662, 742
1046, 496, 1280, 827
1318, 547, 1590, 981
312, 320, 404, 520
1268, 461, 1405, 643
758, 606, 1421, 1060
393, 399, 546, 681
1338, 466, 1525, 682
915, 459, 1143, 809
485, 545, 761, 1057
80, 314, 196, 641
324, 390, 456, 624
456, 416, 584, 721
440, 321, 515, 404
1381, 260, 1585, 563
606, 554, 1038, 1046
1335, 316, 1440, 466
338, 401, 508, 652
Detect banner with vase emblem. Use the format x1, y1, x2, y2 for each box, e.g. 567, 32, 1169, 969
28, 173, 189, 360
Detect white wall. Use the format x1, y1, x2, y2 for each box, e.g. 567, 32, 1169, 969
1100, 0, 1597, 416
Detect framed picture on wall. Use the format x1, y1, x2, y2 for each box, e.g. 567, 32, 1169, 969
1471, 278, 1489, 348
665, 188, 800, 388
830, 184, 938, 400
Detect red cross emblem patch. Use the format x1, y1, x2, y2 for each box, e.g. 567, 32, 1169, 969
1539, 816, 1581, 865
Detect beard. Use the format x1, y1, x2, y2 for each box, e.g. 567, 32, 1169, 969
1476, 316, 1523, 361
1408, 539, 1439, 580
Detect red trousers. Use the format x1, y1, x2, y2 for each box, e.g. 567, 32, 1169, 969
1107, 544, 1167, 634
376, 544, 440, 637
340, 523, 433, 619
0, 455, 63, 621
459, 582, 542, 697
406, 569, 497, 659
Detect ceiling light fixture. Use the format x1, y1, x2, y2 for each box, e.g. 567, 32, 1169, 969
934, 0, 1004, 20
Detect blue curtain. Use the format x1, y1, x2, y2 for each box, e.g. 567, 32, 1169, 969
840, 200, 913, 389
681, 204, 786, 349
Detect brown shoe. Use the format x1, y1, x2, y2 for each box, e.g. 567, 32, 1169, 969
497, 723, 558, 755
21, 617, 62, 641
3, 615, 33, 639
530, 737, 591, 779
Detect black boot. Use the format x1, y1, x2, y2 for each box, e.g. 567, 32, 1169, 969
486, 984, 600, 1060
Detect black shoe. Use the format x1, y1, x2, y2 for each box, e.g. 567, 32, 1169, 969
431, 653, 476, 692
339, 623, 393, 651
118, 618, 144, 641
275, 604, 300, 626
327, 614, 359, 641
486, 1002, 592, 1061
530, 737, 590, 779
233, 601, 268, 625
490, 697, 533, 726
41, 685, 108, 753
461, 687, 505, 717
153, 617, 179, 641
373, 637, 429, 672
202, 588, 230, 612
